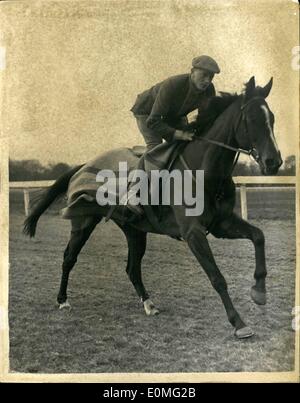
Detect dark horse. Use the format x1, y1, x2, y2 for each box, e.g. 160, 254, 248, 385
23, 77, 282, 338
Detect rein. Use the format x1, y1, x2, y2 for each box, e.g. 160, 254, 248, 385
179, 96, 264, 179
192, 96, 264, 162
193, 134, 251, 156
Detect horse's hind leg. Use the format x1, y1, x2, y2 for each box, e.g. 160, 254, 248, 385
57, 216, 102, 308
211, 213, 267, 305
119, 224, 159, 316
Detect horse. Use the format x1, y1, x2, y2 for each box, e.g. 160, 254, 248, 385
23, 76, 282, 339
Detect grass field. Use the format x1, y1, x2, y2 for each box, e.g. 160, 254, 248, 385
8, 190, 296, 373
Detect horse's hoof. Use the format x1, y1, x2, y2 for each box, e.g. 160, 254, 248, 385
234, 326, 255, 339
251, 286, 266, 305
58, 301, 71, 310
143, 299, 160, 316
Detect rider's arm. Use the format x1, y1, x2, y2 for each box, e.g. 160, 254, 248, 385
146, 79, 178, 142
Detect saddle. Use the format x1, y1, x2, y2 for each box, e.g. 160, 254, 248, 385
105, 141, 187, 230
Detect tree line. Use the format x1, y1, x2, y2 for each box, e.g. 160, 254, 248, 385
9, 155, 295, 181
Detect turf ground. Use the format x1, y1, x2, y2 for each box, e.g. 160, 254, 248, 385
9, 188, 296, 373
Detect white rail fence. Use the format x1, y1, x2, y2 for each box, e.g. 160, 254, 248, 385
9, 177, 296, 220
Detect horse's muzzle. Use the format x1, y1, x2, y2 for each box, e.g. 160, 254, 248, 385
261, 153, 283, 175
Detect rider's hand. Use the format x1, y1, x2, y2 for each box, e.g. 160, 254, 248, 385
173, 130, 194, 142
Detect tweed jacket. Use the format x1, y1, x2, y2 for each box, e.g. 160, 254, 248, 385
131, 73, 216, 142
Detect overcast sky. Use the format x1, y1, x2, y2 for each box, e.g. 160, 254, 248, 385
1, 0, 299, 164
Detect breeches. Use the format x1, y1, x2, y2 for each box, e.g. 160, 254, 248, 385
135, 115, 163, 151
135, 115, 188, 151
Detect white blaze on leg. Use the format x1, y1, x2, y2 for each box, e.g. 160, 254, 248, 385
58, 301, 71, 310
261, 105, 279, 152
143, 299, 159, 316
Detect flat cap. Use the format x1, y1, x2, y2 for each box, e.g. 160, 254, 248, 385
192, 55, 220, 74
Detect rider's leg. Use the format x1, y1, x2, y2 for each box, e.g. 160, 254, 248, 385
135, 115, 163, 151
120, 115, 162, 215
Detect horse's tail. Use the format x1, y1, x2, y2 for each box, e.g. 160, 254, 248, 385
23, 164, 84, 238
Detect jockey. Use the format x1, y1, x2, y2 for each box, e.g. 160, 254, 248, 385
122, 55, 220, 217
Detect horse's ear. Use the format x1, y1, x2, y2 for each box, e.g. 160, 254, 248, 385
259, 77, 273, 98
245, 76, 256, 100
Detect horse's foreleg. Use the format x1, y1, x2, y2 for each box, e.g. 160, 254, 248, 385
121, 225, 159, 316
211, 213, 267, 305
184, 224, 253, 338
57, 216, 101, 308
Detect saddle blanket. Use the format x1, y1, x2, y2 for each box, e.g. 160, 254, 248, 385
61, 141, 185, 219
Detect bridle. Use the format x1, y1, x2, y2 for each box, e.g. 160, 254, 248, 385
178, 96, 265, 200
177, 96, 266, 234
192, 96, 264, 164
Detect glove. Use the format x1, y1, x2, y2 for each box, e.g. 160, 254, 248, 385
173, 130, 194, 142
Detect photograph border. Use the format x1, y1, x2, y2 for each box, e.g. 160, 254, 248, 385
0, 0, 299, 383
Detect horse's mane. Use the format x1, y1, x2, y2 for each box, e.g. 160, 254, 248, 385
187, 78, 268, 135
186, 92, 240, 135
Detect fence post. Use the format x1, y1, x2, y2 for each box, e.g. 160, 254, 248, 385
240, 185, 248, 220
24, 189, 30, 217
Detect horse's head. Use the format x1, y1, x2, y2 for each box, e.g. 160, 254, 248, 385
235, 76, 282, 175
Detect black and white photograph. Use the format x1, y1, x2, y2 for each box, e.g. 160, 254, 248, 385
0, 0, 299, 382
